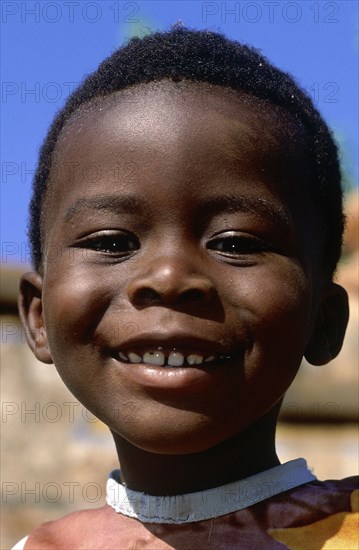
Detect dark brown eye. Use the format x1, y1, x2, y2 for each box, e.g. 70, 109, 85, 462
77, 233, 139, 254
207, 236, 269, 255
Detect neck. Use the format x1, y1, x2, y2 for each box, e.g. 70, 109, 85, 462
111, 408, 280, 496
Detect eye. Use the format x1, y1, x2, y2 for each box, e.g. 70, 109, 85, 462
207, 233, 271, 256
76, 231, 140, 255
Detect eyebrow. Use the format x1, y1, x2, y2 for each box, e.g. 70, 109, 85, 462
198, 194, 291, 230
63, 193, 291, 230
64, 195, 147, 223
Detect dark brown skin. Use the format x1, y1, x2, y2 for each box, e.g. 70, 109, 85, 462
19, 81, 348, 495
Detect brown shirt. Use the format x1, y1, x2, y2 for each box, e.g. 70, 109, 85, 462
23, 477, 358, 549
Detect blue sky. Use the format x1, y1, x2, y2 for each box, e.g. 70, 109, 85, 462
1, 0, 358, 265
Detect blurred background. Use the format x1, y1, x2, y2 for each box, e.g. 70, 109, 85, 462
1, 1, 358, 548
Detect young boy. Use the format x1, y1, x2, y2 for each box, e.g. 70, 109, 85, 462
15, 27, 357, 549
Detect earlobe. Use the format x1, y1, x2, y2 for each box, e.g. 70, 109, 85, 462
18, 272, 53, 364
304, 283, 349, 366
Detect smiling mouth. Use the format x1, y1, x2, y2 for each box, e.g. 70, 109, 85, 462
117, 346, 232, 368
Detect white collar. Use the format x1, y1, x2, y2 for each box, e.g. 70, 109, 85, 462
106, 458, 316, 524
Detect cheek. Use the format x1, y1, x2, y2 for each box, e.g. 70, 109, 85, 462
224, 261, 313, 360
42, 265, 114, 356
228, 259, 311, 319
41, 265, 123, 412
216, 263, 313, 426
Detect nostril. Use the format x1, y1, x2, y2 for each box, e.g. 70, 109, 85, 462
179, 289, 204, 303
128, 275, 216, 307
136, 288, 162, 304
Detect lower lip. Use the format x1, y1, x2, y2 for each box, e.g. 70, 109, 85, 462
112, 357, 237, 392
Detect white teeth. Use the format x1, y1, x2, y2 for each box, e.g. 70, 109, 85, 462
143, 350, 165, 366
118, 349, 229, 366
168, 351, 185, 366
187, 354, 204, 365
128, 352, 142, 363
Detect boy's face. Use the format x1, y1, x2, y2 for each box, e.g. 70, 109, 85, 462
22, 83, 339, 453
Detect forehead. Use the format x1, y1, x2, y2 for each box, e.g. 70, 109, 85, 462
57, 80, 308, 155
49, 80, 311, 194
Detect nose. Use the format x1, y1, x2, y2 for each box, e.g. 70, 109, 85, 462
127, 255, 216, 308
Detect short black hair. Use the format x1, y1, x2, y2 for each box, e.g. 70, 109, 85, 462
29, 26, 344, 277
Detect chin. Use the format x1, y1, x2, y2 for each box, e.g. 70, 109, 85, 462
114, 417, 234, 456
127, 438, 219, 456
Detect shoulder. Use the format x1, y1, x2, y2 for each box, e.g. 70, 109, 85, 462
267, 475, 358, 517
293, 475, 358, 504
22, 505, 118, 549
265, 476, 358, 548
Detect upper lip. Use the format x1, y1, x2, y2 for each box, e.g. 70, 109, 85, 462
114, 332, 233, 356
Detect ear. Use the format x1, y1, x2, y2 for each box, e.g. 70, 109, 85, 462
18, 272, 53, 364
305, 282, 349, 366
